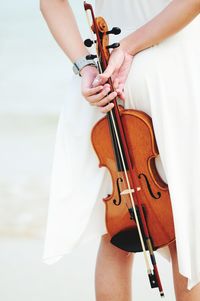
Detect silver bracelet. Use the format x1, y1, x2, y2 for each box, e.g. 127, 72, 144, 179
72, 57, 97, 76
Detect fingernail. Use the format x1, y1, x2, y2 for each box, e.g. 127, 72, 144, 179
93, 78, 99, 85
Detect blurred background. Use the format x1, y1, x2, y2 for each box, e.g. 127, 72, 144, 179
0, 0, 175, 300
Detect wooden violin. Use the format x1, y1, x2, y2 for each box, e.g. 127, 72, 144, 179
84, 2, 175, 297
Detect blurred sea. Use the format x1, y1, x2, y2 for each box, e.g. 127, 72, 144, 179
0, 0, 93, 238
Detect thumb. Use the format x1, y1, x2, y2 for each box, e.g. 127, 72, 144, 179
116, 83, 125, 101
92, 63, 116, 87
103, 62, 116, 79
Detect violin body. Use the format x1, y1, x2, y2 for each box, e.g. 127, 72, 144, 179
91, 107, 175, 252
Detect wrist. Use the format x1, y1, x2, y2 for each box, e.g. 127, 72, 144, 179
72, 56, 97, 76
120, 34, 140, 56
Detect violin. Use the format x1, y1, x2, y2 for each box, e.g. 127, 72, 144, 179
84, 2, 175, 297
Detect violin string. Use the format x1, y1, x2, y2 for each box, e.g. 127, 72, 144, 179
85, 8, 152, 274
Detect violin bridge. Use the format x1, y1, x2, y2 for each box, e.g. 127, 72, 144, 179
120, 187, 141, 195
120, 189, 134, 195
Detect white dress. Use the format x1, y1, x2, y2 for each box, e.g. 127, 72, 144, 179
43, 0, 200, 290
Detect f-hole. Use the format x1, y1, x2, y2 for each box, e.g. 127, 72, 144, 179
113, 177, 123, 206
138, 173, 161, 199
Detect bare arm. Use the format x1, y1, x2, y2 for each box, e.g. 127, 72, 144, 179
91, 0, 200, 112
40, 0, 88, 62
96, 0, 200, 98
40, 0, 200, 114
40, 0, 115, 113
122, 0, 200, 55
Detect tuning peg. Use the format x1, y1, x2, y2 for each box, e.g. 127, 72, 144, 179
86, 54, 97, 60
84, 39, 94, 47
106, 27, 121, 35
106, 43, 120, 49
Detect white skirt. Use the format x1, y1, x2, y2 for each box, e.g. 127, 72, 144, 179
43, 16, 200, 290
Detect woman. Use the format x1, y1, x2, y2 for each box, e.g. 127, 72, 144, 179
41, 0, 200, 300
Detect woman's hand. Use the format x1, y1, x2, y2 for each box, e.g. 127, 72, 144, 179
81, 65, 116, 113
93, 47, 133, 102
81, 45, 133, 113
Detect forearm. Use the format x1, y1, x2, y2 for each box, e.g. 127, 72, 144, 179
122, 0, 200, 55
40, 0, 88, 62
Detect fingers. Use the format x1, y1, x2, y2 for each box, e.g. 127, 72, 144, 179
113, 78, 119, 90
103, 63, 116, 79
87, 85, 109, 103
99, 102, 114, 114
92, 48, 125, 87
92, 74, 108, 87
116, 90, 125, 101
92, 64, 116, 87
82, 82, 117, 113
81, 49, 126, 113
92, 91, 117, 107
82, 84, 109, 100
82, 85, 103, 98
